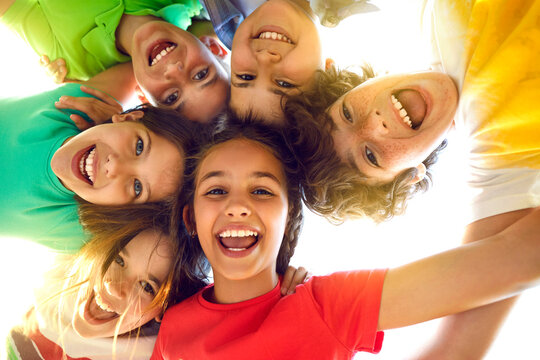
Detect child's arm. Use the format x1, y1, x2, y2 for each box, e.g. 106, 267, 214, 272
409, 208, 534, 359
378, 207, 540, 331
0, 0, 15, 17
281, 265, 311, 295
53, 62, 136, 129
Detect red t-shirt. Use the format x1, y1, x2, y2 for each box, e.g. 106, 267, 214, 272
152, 270, 387, 360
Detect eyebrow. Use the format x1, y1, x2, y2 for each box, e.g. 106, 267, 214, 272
198, 170, 282, 185
149, 273, 162, 288
231, 81, 250, 88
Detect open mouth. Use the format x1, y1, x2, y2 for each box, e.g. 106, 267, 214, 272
83, 291, 119, 325
148, 41, 177, 66
391, 89, 427, 130
218, 229, 259, 252
79, 146, 96, 184
257, 31, 293, 44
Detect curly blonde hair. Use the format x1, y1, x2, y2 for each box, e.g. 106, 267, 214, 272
285, 65, 447, 223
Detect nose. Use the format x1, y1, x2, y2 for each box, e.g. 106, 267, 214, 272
164, 61, 185, 81
225, 197, 251, 218
105, 154, 133, 179
255, 49, 281, 64
104, 279, 127, 299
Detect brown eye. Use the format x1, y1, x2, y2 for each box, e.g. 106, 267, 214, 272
237, 74, 255, 81
193, 68, 209, 81
163, 91, 179, 106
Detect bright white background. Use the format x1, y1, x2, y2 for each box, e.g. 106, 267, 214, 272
0, 1, 538, 358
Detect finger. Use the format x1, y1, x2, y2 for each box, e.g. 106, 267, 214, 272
287, 266, 308, 295
281, 265, 296, 295
80, 85, 122, 109
39, 55, 50, 67
70, 114, 93, 131
52, 59, 67, 84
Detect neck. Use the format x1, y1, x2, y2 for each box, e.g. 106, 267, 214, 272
212, 270, 279, 304
116, 14, 158, 55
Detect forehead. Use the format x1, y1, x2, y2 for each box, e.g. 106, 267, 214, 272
146, 131, 185, 201
126, 229, 174, 277
198, 138, 285, 181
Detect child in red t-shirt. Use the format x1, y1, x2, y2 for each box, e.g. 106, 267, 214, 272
152, 118, 540, 360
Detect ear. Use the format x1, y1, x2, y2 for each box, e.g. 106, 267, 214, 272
111, 110, 145, 123
408, 163, 426, 185
154, 314, 162, 323
199, 35, 228, 59
182, 205, 196, 235
325, 58, 335, 70
135, 85, 149, 104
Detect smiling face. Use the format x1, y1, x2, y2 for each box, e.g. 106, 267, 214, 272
191, 138, 289, 290
230, 0, 323, 123
131, 21, 230, 123
51, 113, 184, 205
328, 71, 458, 184
72, 229, 174, 338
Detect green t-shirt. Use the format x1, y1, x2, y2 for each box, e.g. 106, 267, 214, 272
2, 0, 202, 80
0, 84, 90, 253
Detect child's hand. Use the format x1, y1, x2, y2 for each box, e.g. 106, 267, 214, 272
55, 86, 123, 130
39, 55, 68, 84
281, 265, 311, 296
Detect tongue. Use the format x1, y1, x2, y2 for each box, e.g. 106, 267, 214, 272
221, 236, 257, 249
396, 90, 426, 128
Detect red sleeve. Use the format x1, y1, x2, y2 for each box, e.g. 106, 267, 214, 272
308, 269, 387, 354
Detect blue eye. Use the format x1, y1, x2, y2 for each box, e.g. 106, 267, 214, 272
366, 148, 379, 167
193, 68, 209, 81
253, 189, 272, 195
276, 80, 295, 88
135, 138, 144, 156
134, 179, 143, 197
237, 74, 255, 81
163, 91, 178, 106
205, 188, 226, 195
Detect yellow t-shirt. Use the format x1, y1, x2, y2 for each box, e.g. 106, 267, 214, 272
424, 0, 540, 221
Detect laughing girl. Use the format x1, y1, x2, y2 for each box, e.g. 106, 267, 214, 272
152, 119, 540, 359
7, 203, 206, 359
0, 66, 207, 253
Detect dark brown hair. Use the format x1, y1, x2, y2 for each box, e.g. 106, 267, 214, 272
284, 65, 447, 222
175, 113, 304, 276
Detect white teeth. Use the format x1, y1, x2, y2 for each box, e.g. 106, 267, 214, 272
258, 31, 292, 44
85, 148, 95, 183
391, 95, 412, 128
151, 45, 176, 66
95, 293, 116, 313
218, 229, 259, 238
228, 247, 247, 252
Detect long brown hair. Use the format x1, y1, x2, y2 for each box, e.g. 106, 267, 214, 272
174, 113, 304, 276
